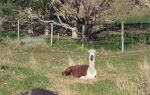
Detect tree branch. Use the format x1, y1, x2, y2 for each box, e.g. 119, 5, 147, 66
30, 15, 82, 35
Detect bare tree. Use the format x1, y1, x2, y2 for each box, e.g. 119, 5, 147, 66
54, 0, 113, 40
133, 0, 150, 8
22, 0, 113, 40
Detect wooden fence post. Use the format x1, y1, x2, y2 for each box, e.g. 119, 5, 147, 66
121, 20, 124, 52
51, 23, 53, 46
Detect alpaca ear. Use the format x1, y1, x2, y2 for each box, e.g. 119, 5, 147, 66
93, 49, 96, 53
88, 49, 96, 53
88, 49, 92, 53
88, 50, 91, 53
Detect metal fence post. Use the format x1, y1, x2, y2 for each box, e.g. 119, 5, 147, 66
51, 23, 53, 46
82, 25, 85, 48
57, 33, 60, 40
17, 20, 20, 41
121, 20, 124, 52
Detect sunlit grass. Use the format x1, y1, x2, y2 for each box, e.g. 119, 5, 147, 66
0, 42, 150, 95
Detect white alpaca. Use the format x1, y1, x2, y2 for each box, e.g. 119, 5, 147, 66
80, 49, 97, 80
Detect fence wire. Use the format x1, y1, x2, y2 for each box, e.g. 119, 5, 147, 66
0, 20, 150, 51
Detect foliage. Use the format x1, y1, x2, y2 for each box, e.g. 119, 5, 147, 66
0, 31, 17, 39
0, 0, 149, 42
0, 2, 19, 19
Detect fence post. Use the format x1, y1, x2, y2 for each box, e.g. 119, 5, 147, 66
82, 25, 85, 48
50, 23, 53, 46
57, 33, 60, 40
121, 20, 124, 52
17, 20, 20, 41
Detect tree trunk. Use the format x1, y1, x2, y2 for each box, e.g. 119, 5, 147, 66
28, 24, 33, 34
28, 18, 33, 34
71, 27, 79, 39
45, 23, 49, 36
84, 24, 94, 41
0, 17, 5, 31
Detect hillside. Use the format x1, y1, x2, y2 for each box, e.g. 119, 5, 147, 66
0, 0, 150, 23
101, 0, 150, 23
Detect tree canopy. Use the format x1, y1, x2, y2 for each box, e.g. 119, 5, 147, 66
0, 0, 150, 40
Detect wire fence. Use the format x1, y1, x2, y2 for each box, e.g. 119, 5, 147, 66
0, 20, 150, 51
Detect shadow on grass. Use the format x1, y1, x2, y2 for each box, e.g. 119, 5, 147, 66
20, 88, 58, 95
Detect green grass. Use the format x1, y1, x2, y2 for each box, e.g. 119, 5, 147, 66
71, 80, 118, 95
123, 16, 150, 24
0, 64, 51, 95
0, 31, 17, 39
0, 40, 150, 95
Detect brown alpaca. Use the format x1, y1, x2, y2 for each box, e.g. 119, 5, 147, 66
62, 65, 88, 78
62, 49, 96, 80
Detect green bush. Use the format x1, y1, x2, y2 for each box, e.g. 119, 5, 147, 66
0, 31, 17, 39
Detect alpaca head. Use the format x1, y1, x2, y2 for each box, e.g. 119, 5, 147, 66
88, 49, 96, 63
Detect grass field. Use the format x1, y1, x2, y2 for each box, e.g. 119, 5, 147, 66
0, 41, 150, 95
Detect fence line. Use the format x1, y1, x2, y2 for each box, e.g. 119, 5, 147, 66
1, 20, 150, 51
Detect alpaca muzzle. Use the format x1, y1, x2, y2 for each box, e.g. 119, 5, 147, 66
90, 55, 94, 61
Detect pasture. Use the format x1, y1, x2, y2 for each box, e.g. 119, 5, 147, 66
0, 41, 150, 95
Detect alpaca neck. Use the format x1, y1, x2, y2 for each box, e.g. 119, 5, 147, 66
88, 61, 95, 72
